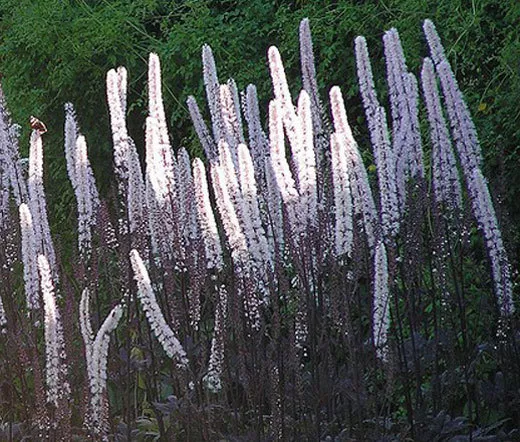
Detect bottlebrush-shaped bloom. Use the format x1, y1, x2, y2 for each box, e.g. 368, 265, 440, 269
423, 20, 513, 316
145, 116, 184, 264
423, 20, 482, 170
329, 86, 378, 249
220, 82, 244, 158
268, 46, 307, 169
19, 203, 40, 310
227, 78, 245, 143
0, 84, 27, 205
237, 143, 273, 271
420, 58, 462, 209
130, 249, 188, 366
210, 163, 249, 270
187, 95, 218, 162
148, 53, 171, 147
299, 18, 329, 174
37, 254, 70, 406
79, 288, 94, 370
106, 67, 130, 184
107, 66, 147, 238
372, 241, 390, 360
268, 99, 303, 236
75, 135, 100, 257
268, 45, 319, 228
88, 303, 123, 435
355, 36, 400, 240
296, 90, 318, 227
64, 102, 79, 191
177, 147, 200, 244
28, 130, 57, 273
202, 44, 224, 143
217, 140, 241, 205
64, 103, 100, 258
299, 18, 324, 131
0, 292, 6, 331
192, 158, 224, 270
218, 140, 270, 276
243, 84, 269, 177
467, 169, 514, 316
383, 28, 424, 207
204, 285, 228, 393
330, 132, 353, 258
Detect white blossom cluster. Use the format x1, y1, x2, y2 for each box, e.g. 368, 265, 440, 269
0, 293, 6, 332
420, 58, 462, 209
19, 203, 40, 310
64, 103, 100, 258
79, 286, 123, 436
107, 65, 147, 240
28, 130, 57, 274
37, 254, 70, 407
423, 19, 514, 316
130, 249, 188, 367
203, 285, 228, 393
355, 36, 400, 240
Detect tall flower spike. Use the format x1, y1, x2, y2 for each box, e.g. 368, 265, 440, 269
268, 46, 306, 171
204, 285, 228, 392
299, 18, 322, 123
130, 249, 189, 366
237, 143, 273, 270
355, 36, 399, 239
148, 53, 170, 146
421, 58, 462, 208
423, 21, 512, 315
79, 288, 94, 371
423, 20, 482, 169
372, 241, 390, 361
330, 132, 353, 258
383, 28, 424, 204
0, 293, 6, 331
210, 164, 249, 269
192, 158, 224, 270
329, 86, 378, 248
219, 83, 241, 168
221, 79, 245, 148
202, 44, 224, 142
145, 116, 184, 264
268, 99, 302, 236
187, 95, 218, 162
467, 168, 513, 316
64, 102, 79, 190
88, 304, 123, 436
0, 84, 27, 204
106, 67, 130, 184
243, 84, 269, 177
19, 203, 40, 310
28, 130, 57, 272
297, 90, 318, 227
75, 135, 99, 257
299, 18, 328, 169
38, 254, 70, 406
108, 65, 147, 239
